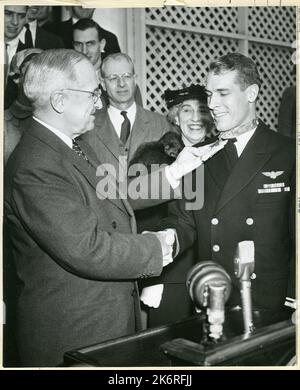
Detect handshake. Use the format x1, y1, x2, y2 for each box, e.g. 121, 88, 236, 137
141, 229, 176, 308
143, 228, 176, 267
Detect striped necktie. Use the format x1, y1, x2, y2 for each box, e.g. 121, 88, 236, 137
72, 139, 90, 163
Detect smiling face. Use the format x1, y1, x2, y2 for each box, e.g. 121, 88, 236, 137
176, 99, 212, 145
4, 6, 27, 42
206, 69, 257, 133
101, 57, 136, 110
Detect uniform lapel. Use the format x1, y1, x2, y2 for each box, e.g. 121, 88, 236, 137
215, 122, 272, 213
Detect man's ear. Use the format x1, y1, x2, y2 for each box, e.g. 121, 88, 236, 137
246, 84, 259, 103
50, 91, 64, 113
100, 38, 106, 53
100, 78, 106, 91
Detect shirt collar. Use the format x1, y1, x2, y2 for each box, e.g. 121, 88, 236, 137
33, 116, 73, 149
28, 20, 37, 45
108, 102, 136, 117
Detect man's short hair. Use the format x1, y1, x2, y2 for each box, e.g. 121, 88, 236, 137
208, 52, 262, 90
23, 49, 87, 109
73, 18, 103, 42
100, 53, 135, 78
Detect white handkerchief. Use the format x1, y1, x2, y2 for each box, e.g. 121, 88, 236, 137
140, 284, 164, 308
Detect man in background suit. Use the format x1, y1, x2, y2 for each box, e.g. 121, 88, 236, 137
4, 49, 174, 367
160, 52, 295, 312
4, 5, 63, 108
45, 6, 120, 53
72, 19, 143, 106
83, 53, 176, 188
4, 5, 62, 64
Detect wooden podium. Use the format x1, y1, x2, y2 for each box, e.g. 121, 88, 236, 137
63, 306, 295, 367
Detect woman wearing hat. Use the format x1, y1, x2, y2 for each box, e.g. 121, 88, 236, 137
136, 84, 216, 327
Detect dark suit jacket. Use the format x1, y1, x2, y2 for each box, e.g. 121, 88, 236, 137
278, 86, 296, 138
17, 25, 63, 51
160, 122, 295, 311
44, 18, 120, 55
4, 119, 163, 367
83, 105, 175, 165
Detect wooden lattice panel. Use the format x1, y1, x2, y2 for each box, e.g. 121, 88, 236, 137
146, 26, 239, 114
146, 6, 239, 34
248, 7, 296, 43
249, 42, 295, 131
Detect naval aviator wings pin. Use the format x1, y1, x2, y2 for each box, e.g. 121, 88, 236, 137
262, 171, 284, 179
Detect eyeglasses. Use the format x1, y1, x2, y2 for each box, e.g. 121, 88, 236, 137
104, 73, 135, 83
60, 88, 102, 104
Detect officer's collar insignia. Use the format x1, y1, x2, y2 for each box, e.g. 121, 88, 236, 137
262, 171, 284, 179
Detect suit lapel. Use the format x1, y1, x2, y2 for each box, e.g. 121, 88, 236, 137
29, 120, 131, 216
215, 123, 272, 213
127, 106, 149, 160
206, 148, 230, 191
94, 109, 122, 162
78, 135, 135, 218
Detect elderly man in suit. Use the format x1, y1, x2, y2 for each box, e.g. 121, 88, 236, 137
4, 49, 178, 367
159, 52, 295, 312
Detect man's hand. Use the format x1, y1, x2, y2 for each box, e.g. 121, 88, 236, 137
140, 284, 164, 308
143, 229, 175, 267
168, 140, 226, 181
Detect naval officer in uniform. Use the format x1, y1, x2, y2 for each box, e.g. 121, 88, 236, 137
159, 52, 295, 311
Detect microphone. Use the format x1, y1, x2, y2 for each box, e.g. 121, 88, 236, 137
186, 261, 231, 340
233, 241, 255, 334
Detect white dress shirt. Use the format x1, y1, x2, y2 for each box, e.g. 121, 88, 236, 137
28, 20, 38, 46
6, 28, 26, 68
33, 116, 73, 149
107, 103, 136, 138
233, 128, 256, 157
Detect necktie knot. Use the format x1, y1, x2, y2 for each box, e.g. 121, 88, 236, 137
120, 111, 130, 144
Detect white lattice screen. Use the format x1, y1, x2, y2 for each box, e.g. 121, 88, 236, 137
144, 6, 296, 131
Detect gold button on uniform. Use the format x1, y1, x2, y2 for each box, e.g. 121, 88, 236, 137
251, 273, 256, 280
212, 244, 220, 252
246, 218, 254, 225
211, 218, 219, 225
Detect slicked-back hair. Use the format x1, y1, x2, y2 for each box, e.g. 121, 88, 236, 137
101, 53, 135, 78
208, 52, 262, 90
23, 49, 87, 109
72, 18, 102, 42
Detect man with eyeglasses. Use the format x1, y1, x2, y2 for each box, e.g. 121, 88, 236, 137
4, 49, 180, 367
83, 53, 177, 212
72, 19, 143, 107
